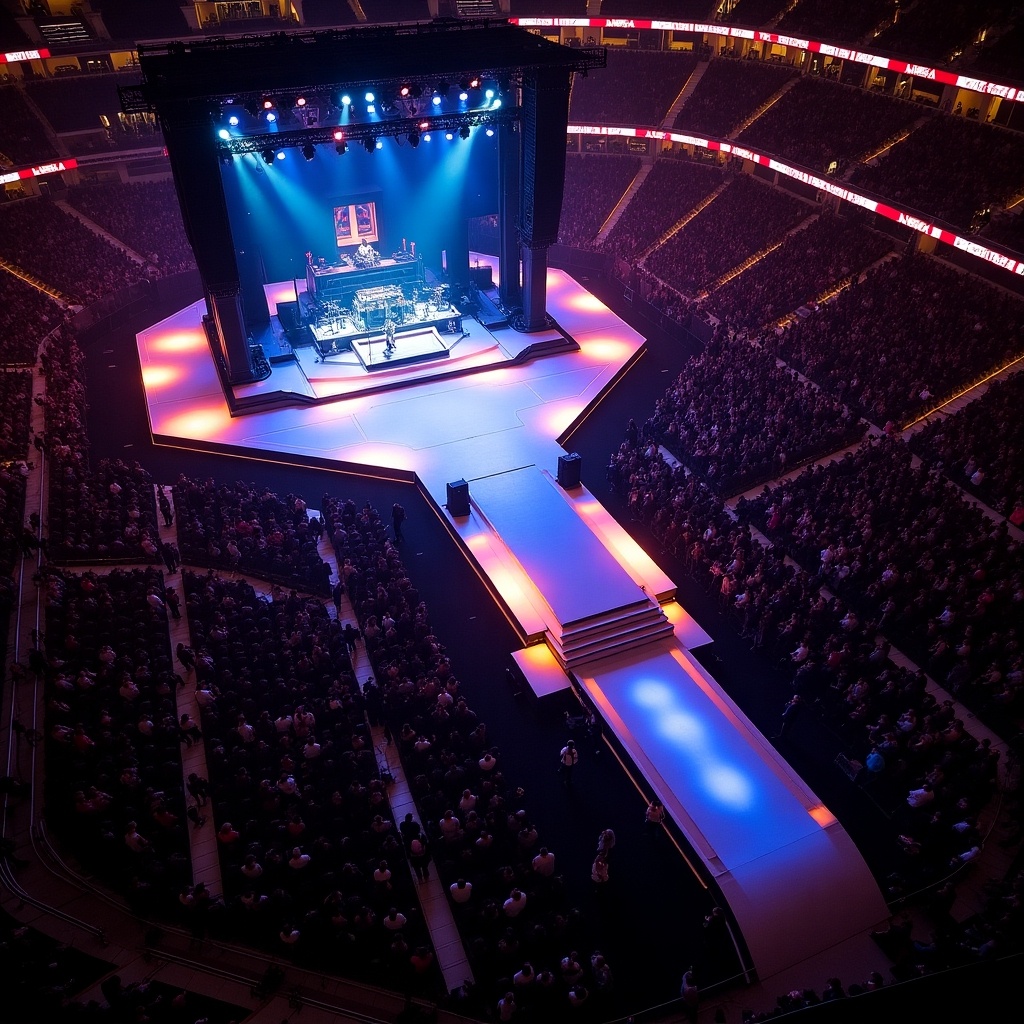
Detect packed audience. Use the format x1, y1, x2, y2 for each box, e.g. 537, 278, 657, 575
740, 436, 1024, 731
0, 199, 148, 306
67, 181, 197, 275
609, 436, 1004, 881
702, 211, 894, 332
569, 49, 699, 128
0, 272, 65, 366
320, 493, 662, 1017
723, 0, 788, 27
182, 569, 437, 984
644, 331, 865, 495
174, 476, 332, 594
40, 329, 162, 563
766, 252, 1024, 425
0, 369, 33, 460
25, 73, 155, 135
645, 172, 809, 297
42, 566, 190, 905
557, 153, 641, 248
852, 116, 1024, 233
673, 58, 798, 138
602, 155, 723, 260
0, 84, 59, 168
737, 76, 921, 174
910, 371, 1024, 522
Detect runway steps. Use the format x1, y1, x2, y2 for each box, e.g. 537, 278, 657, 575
553, 600, 674, 670
662, 58, 710, 130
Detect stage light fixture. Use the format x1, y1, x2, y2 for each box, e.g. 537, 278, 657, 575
459, 124, 471, 139
459, 91, 469, 102
276, 150, 286, 161
261, 148, 275, 165
419, 121, 429, 130
217, 128, 230, 140
366, 104, 376, 114
399, 84, 411, 97
485, 88, 494, 99
485, 127, 495, 137
262, 97, 274, 110
302, 143, 316, 161
227, 114, 239, 126
445, 131, 454, 141
295, 96, 307, 107
431, 94, 442, 107
408, 131, 420, 148
469, 76, 481, 89
491, 98, 502, 109
341, 93, 352, 106
363, 136, 376, 153
423, 133, 431, 142
335, 140, 348, 155
375, 139, 383, 150
265, 110, 277, 123
364, 91, 375, 103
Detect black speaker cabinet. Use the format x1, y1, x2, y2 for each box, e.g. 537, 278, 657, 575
469, 265, 493, 290
446, 479, 470, 517
557, 453, 582, 489
277, 300, 300, 333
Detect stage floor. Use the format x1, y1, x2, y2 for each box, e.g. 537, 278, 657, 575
137, 255, 889, 982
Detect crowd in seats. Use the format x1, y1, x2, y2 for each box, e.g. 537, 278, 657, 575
40, 329, 161, 563
0, 85, 59, 168
673, 58, 798, 138
644, 331, 865, 495
319, 494, 639, 1017
608, 436, 1002, 878
569, 50, 699, 128
737, 76, 921, 174
602, 156, 722, 260
67, 181, 196, 275
181, 571, 437, 983
557, 153, 640, 248
0, 370, 33, 459
42, 566, 190, 906
702, 212, 894, 332
910, 371, 1024, 522
872, 0, 989, 65
0, 273, 64, 366
765, 253, 1024, 426
776, 0, 895, 42
739, 436, 1024, 732
174, 476, 332, 595
980, 210, 1024, 257
299, 0, 361, 25
852, 117, 1024, 233
0, 199, 148, 305
645, 173, 808, 296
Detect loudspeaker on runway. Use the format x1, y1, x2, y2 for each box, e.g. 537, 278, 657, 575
446, 479, 470, 517
557, 453, 582, 489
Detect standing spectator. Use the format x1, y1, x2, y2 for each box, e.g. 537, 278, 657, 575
391, 502, 406, 542
559, 739, 578, 786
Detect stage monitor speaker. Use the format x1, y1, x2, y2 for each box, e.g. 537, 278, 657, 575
277, 300, 300, 334
469, 265, 493, 290
557, 453, 582, 489
446, 479, 470, 517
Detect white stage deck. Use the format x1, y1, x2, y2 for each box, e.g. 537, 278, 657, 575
137, 254, 889, 982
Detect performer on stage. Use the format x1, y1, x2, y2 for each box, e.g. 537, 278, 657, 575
356, 239, 380, 267
383, 317, 397, 358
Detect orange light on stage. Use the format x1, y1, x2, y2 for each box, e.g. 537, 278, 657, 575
808, 804, 837, 828
542, 402, 585, 435
467, 533, 490, 551
566, 291, 607, 314
581, 336, 633, 362
336, 442, 418, 474
141, 364, 182, 390
148, 329, 207, 354
164, 404, 231, 438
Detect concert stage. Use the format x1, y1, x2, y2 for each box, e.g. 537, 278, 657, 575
138, 262, 889, 984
